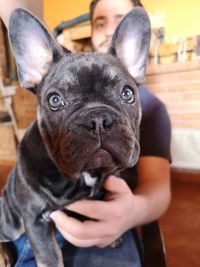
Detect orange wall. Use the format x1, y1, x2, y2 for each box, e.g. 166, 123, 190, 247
44, 0, 91, 31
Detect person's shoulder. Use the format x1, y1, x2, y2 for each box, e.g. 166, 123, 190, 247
138, 84, 163, 106
138, 84, 167, 119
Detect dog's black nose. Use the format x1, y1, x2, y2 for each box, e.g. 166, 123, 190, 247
87, 114, 113, 133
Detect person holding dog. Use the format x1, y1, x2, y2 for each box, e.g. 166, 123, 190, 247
50, 0, 172, 265
0, 1, 171, 266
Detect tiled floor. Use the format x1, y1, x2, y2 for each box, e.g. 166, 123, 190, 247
0, 165, 200, 267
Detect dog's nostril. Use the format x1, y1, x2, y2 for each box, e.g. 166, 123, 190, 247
91, 120, 97, 131
86, 120, 97, 131
103, 117, 113, 129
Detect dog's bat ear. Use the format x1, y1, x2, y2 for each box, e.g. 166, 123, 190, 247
8, 8, 66, 92
108, 7, 151, 84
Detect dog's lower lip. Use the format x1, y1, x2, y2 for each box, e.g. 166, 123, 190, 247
83, 168, 100, 176
87, 169, 97, 173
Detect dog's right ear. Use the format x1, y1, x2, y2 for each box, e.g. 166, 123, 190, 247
8, 8, 65, 93
108, 7, 151, 84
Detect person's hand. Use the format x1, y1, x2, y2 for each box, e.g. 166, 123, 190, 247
50, 175, 140, 248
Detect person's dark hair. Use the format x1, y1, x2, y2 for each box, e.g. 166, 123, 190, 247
90, 0, 144, 21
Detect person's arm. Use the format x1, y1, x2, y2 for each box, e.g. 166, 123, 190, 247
0, 0, 43, 27
133, 156, 171, 223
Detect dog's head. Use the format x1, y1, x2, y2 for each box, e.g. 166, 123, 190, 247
8, 8, 151, 182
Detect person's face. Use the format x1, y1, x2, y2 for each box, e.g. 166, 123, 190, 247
91, 0, 134, 53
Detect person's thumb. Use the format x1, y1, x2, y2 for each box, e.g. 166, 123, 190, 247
103, 175, 129, 194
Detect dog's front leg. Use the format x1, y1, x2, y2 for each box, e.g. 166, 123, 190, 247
24, 217, 64, 267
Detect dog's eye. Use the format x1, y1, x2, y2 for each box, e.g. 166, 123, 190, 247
121, 86, 135, 104
48, 94, 65, 111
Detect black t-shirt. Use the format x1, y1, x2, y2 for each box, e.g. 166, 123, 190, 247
121, 84, 171, 188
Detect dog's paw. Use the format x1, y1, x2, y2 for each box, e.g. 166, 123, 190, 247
0, 243, 12, 267
110, 237, 123, 248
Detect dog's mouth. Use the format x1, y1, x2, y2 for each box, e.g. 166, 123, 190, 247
82, 149, 119, 174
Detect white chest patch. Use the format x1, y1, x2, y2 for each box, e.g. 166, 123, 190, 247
82, 171, 97, 187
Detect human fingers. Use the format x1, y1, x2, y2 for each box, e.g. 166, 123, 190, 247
66, 199, 111, 220
58, 228, 100, 248
103, 175, 131, 195
50, 210, 112, 240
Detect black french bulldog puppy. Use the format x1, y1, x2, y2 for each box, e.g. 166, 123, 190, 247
0, 7, 151, 267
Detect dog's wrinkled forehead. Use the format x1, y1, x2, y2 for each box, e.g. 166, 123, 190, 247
39, 52, 134, 98
37, 52, 135, 106
67, 53, 121, 80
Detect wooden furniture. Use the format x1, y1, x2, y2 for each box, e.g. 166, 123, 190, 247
54, 13, 92, 52
0, 20, 37, 164
132, 221, 167, 267
141, 221, 167, 267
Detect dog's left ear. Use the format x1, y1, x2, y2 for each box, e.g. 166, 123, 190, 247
8, 8, 65, 92
108, 7, 151, 84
